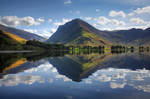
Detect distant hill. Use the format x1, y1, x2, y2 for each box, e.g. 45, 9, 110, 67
0, 24, 46, 42
103, 28, 150, 45
0, 30, 25, 50
0, 30, 47, 51
47, 18, 150, 45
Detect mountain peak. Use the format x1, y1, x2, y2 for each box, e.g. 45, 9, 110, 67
71, 18, 84, 23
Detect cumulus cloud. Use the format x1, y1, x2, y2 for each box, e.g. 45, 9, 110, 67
0, 16, 44, 27
111, 19, 126, 26
24, 29, 52, 38
85, 17, 92, 21
95, 16, 111, 25
134, 6, 150, 15
55, 74, 72, 82
94, 16, 125, 26
90, 68, 150, 93
48, 18, 52, 23
64, 0, 72, 5
54, 18, 72, 26
109, 10, 126, 18
37, 17, 45, 23
96, 74, 111, 82
0, 75, 44, 86
128, 6, 150, 16
25, 62, 53, 73
110, 82, 126, 89
130, 18, 147, 24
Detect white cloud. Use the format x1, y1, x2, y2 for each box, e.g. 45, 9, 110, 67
54, 18, 72, 26
0, 75, 44, 86
85, 17, 92, 21
132, 74, 144, 81
37, 17, 45, 23
97, 74, 111, 82
48, 18, 52, 23
111, 19, 126, 26
133, 6, 150, 14
130, 18, 147, 24
55, 74, 72, 82
128, 6, 150, 16
64, 0, 72, 5
25, 62, 53, 73
94, 16, 125, 26
24, 29, 52, 38
110, 82, 126, 89
109, 10, 126, 18
90, 68, 150, 93
0, 16, 44, 27
95, 16, 111, 25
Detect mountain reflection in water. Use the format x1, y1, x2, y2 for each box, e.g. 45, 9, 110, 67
0, 51, 150, 99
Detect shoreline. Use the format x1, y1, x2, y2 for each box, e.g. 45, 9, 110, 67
0, 50, 35, 53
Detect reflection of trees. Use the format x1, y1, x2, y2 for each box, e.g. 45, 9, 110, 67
1, 50, 150, 82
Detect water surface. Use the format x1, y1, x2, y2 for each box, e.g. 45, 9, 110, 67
0, 52, 150, 99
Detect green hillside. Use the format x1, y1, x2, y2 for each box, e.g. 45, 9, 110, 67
0, 30, 25, 50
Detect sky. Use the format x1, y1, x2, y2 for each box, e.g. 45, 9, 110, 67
0, 0, 150, 38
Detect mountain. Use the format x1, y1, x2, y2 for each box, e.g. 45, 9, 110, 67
103, 28, 150, 45
0, 24, 46, 42
0, 30, 26, 50
47, 18, 150, 45
47, 18, 112, 46
0, 30, 48, 51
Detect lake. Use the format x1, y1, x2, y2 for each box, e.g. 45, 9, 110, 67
0, 52, 150, 99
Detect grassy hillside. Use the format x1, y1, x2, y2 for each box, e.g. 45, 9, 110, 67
0, 30, 25, 50
0, 30, 45, 51
3, 31, 27, 44
66, 29, 112, 46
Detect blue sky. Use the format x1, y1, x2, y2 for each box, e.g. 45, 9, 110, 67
0, 0, 150, 38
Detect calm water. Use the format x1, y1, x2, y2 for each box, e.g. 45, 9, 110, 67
0, 52, 150, 99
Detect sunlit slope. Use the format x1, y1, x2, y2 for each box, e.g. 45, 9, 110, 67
66, 29, 112, 46
0, 30, 26, 50
0, 24, 46, 41
3, 31, 27, 44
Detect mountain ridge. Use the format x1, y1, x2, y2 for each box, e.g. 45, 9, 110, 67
47, 18, 150, 45
0, 24, 46, 42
